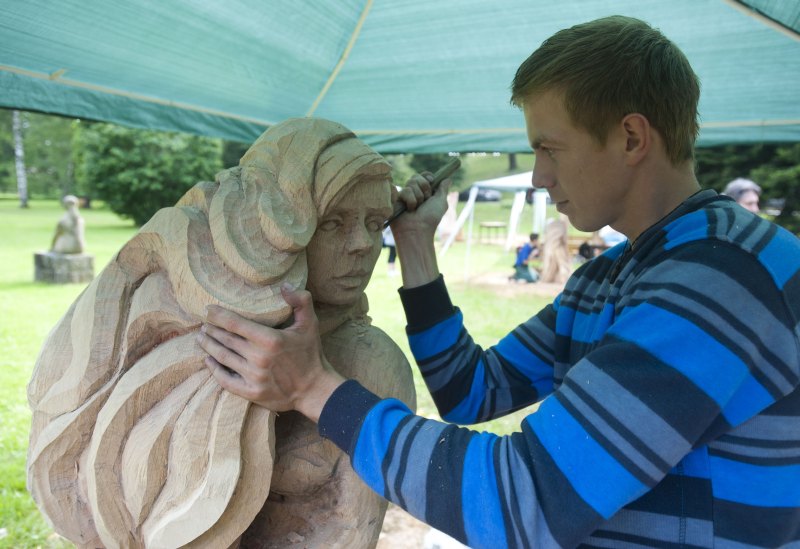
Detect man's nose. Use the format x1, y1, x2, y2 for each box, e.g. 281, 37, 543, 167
532, 163, 554, 189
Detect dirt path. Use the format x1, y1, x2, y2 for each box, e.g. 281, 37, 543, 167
377, 505, 429, 548
378, 504, 469, 549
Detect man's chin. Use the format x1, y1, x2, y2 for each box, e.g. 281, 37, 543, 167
568, 217, 604, 234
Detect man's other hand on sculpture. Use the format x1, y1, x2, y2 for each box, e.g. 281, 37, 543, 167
198, 284, 346, 423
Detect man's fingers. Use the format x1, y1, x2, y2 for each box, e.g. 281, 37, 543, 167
417, 172, 434, 196
200, 322, 250, 358
399, 185, 427, 212
205, 304, 276, 343
204, 355, 250, 393
197, 328, 248, 374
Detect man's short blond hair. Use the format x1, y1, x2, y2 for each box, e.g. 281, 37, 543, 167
511, 16, 700, 165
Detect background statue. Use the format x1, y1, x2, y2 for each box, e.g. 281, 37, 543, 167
27, 118, 416, 548
50, 194, 86, 254
540, 217, 572, 284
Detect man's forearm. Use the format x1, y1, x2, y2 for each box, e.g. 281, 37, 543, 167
394, 229, 440, 289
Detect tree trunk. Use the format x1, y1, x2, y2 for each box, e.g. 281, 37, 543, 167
12, 110, 29, 208
508, 153, 517, 171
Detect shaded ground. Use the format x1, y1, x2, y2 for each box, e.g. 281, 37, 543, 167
377, 505, 429, 549
378, 505, 469, 549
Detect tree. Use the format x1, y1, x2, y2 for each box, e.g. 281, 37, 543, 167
409, 153, 464, 187
752, 144, 800, 234
19, 112, 77, 199
0, 110, 78, 200
696, 143, 800, 234
508, 153, 518, 170
222, 139, 250, 169
0, 110, 14, 194
12, 110, 29, 208
74, 123, 222, 226
695, 144, 779, 192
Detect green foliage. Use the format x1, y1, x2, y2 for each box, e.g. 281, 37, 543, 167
221, 139, 250, 168
409, 153, 465, 187
384, 154, 416, 188
21, 113, 76, 199
0, 110, 77, 198
0, 110, 13, 193
73, 123, 222, 226
752, 143, 800, 233
696, 143, 800, 233
695, 144, 780, 191
385, 153, 535, 193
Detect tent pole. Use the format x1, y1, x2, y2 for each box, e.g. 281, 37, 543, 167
464, 187, 478, 283
464, 196, 478, 282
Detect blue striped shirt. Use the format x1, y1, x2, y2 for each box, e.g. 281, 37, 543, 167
319, 190, 800, 548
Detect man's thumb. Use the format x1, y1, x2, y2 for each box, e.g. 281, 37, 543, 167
281, 283, 315, 330
439, 177, 453, 195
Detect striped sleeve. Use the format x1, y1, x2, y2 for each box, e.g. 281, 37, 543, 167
318, 240, 799, 548
399, 275, 558, 424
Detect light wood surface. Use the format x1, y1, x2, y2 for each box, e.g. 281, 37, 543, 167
28, 118, 415, 548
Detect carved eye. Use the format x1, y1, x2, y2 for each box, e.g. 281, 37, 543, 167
318, 218, 341, 231
366, 217, 383, 232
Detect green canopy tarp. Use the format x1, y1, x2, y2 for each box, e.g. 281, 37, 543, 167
1, 0, 798, 152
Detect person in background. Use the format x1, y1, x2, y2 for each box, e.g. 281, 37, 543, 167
510, 232, 540, 282
198, 16, 800, 548
722, 177, 761, 213
577, 239, 599, 262
382, 225, 398, 276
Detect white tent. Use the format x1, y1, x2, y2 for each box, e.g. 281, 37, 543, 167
440, 171, 548, 256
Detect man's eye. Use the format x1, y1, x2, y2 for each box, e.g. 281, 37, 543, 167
533, 145, 555, 159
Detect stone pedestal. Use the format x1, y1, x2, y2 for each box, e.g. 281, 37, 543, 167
35, 252, 94, 284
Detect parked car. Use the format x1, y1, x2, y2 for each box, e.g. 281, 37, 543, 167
458, 187, 502, 202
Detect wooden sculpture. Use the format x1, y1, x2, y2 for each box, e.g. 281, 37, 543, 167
35, 194, 94, 283
27, 118, 416, 548
540, 217, 572, 284
51, 194, 86, 254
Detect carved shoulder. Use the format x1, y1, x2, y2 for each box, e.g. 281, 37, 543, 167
323, 321, 416, 412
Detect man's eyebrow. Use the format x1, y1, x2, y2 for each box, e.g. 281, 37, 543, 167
530, 135, 562, 150
530, 134, 547, 149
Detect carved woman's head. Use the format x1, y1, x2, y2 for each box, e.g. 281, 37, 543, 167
218, 118, 393, 311
306, 147, 392, 306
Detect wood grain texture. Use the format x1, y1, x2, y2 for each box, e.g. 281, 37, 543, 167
28, 118, 415, 548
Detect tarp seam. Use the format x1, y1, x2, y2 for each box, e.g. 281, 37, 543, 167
723, 0, 800, 41
305, 0, 374, 117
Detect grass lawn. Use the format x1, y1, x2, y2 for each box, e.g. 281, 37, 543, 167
0, 197, 559, 548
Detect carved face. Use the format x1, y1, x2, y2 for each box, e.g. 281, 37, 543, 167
306, 180, 392, 306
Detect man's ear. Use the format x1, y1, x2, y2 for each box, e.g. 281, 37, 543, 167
620, 113, 650, 166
